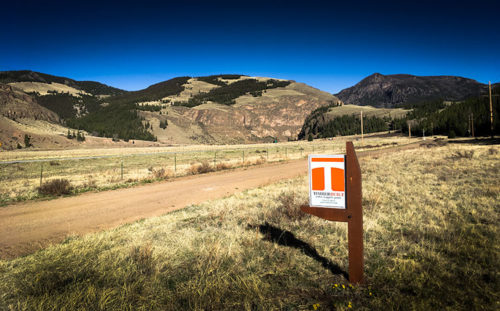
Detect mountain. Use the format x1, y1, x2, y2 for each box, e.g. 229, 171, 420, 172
0, 70, 126, 96
83, 75, 342, 144
0, 70, 128, 120
0, 82, 164, 150
152, 79, 341, 143
336, 73, 488, 108
0, 71, 341, 145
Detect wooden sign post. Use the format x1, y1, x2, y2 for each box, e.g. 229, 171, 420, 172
301, 141, 364, 284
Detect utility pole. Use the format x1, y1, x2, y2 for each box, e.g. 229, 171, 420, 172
489, 81, 494, 138
408, 122, 411, 139
468, 113, 471, 136
360, 111, 364, 145
471, 112, 475, 137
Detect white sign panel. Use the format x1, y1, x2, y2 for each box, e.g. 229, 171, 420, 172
308, 154, 346, 209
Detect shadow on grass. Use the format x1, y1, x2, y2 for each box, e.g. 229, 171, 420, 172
248, 222, 348, 280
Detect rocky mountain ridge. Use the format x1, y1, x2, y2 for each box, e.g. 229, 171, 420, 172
336, 73, 489, 108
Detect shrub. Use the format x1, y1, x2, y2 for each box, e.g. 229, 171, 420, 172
254, 157, 266, 165
38, 179, 73, 196
448, 130, 456, 138
269, 192, 308, 224
215, 162, 232, 171
452, 150, 475, 159
187, 161, 215, 175
150, 168, 172, 179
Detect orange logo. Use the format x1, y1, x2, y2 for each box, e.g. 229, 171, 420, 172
311, 157, 345, 191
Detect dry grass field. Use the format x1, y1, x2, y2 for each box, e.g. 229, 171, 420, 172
0, 134, 415, 205
0, 141, 497, 310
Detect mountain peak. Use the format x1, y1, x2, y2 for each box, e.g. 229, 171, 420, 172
336, 74, 487, 108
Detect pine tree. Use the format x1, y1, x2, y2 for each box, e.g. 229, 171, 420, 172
24, 134, 32, 147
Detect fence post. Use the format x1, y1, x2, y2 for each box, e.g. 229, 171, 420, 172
267, 148, 269, 160
285, 147, 287, 159
214, 151, 217, 167
121, 160, 124, 180
174, 153, 177, 176
39, 163, 43, 187
242, 150, 245, 164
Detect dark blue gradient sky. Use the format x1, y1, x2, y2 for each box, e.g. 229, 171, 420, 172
1, 0, 499, 93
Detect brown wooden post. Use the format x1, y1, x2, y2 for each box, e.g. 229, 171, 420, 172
301, 141, 364, 284
346, 142, 364, 283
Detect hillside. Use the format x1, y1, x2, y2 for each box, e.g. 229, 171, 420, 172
0, 83, 61, 149
336, 73, 488, 108
1, 71, 127, 121
0, 71, 341, 145
298, 104, 408, 139
0, 83, 59, 123
146, 79, 341, 144
0, 82, 163, 150
0, 70, 126, 96
71, 74, 341, 144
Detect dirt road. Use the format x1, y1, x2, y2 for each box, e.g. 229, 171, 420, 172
0, 142, 423, 259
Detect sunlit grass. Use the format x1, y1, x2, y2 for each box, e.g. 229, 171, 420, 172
1, 141, 497, 310
0, 134, 417, 205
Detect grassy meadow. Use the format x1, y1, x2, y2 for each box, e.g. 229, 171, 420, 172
0, 141, 498, 310
0, 134, 414, 205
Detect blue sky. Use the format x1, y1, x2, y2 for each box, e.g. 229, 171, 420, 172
1, 0, 499, 93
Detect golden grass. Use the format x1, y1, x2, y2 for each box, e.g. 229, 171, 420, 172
8, 82, 90, 97
0, 142, 498, 310
0, 135, 420, 205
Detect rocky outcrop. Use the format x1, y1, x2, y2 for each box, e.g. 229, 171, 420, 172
0, 83, 59, 122
336, 73, 487, 108
154, 82, 342, 143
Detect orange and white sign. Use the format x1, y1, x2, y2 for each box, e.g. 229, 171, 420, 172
308, 154, 346, 209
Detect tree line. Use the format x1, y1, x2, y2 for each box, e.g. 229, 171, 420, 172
394, 90, 499, 137
66, 102, 156, 141
176, 79, 291, 107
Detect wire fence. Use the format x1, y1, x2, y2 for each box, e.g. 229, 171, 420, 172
0, 135, 415, 204
0, 141, 347, 203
